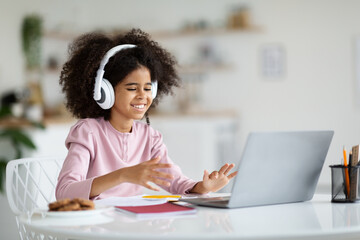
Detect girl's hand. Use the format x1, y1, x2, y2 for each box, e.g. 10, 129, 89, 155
121, 156, 174, 191
190, 163, 238, 194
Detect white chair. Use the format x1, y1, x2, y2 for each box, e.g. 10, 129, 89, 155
6, 157, 64, 240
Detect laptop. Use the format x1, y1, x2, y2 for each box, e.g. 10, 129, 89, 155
180, 130, 334, 208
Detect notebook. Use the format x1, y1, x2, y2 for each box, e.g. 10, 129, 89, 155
115, 202, 196, 218
180, 130, 334, 208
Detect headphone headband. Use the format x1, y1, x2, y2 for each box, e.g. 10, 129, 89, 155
93, 44, 136, 101
99, 44, 136, 69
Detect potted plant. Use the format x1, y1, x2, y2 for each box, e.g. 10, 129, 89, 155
22, 14, 42, 70
22, 14, 44, 122
0, 14, 45, 193
0, 106, 45, 193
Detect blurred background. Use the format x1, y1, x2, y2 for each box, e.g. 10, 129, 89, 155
1, 0, 360, 238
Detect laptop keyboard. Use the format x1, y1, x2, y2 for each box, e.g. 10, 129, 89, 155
201, 196, 230, 202
191, 196, 230, 205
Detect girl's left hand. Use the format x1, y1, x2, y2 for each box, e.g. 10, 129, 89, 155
202, 163, 238, 193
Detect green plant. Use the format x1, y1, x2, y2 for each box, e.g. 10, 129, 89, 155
22, 14, 43, 70
0, 106, 44, 193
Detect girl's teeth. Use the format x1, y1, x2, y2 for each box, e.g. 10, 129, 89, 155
133, 105, 145, 109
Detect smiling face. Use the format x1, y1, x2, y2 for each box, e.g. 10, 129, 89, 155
109, 66, 153, 132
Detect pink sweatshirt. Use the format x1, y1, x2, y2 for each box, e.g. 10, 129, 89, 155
56, 118, 197, 200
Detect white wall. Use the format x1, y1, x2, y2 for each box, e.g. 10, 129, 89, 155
2, 0, 357, 188
2, 0, 360, 238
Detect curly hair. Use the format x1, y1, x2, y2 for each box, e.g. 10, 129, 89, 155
59, 28, 180, 120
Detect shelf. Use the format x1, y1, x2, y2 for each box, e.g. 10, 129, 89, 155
44, 26, 263, 41
149, 109, 238, 119
0, 113, 75, 128
0, 117, 34, 128
152, 26, 263, 39
43, 31, 78, 41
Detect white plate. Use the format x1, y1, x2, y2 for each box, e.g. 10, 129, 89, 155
42, 205, 113, 218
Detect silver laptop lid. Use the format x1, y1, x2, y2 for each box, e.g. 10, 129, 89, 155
228, 131, 334, 208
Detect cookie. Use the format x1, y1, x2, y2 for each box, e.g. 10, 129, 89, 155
48, 198, 95, 211
57, 202, 81, 211
48, 198, 71, 211
73, 198, 95, 209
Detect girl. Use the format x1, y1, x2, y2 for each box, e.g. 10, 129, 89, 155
56, 28, 237, 200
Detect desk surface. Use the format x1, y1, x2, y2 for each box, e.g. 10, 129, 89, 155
20, 194, 360, 240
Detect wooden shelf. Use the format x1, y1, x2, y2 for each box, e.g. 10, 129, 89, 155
152, 26, 263, 39
44, 26, 263, 41
150, 109, 238, 119
0, 117, 34, 128
43, 31, 78, 41
0, 114, 75, 128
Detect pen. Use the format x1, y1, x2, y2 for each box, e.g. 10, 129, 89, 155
349, 151, 352, 165
343, 146, 350, 197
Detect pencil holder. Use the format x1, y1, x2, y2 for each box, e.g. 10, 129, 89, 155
330, 165, 360, 203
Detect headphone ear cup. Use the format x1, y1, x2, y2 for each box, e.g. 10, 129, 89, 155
96, 78, 115, 109
151, 81, 158, 99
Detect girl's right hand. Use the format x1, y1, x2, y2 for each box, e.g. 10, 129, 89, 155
121, 156, 174, 191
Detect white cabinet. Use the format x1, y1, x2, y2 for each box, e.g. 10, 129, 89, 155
25, 121, 75, 158
25, 115, 239, 192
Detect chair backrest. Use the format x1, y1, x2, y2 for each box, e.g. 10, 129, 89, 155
6, 157, 63, 215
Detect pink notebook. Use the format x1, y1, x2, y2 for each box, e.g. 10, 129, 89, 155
115, 202, 196, 218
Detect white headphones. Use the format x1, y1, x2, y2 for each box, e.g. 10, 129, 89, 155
93, 44, 158, 109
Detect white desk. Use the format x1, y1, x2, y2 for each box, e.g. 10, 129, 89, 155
19, 194, 360, 240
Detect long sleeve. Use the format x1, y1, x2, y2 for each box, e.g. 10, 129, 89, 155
56, 121, 96, 200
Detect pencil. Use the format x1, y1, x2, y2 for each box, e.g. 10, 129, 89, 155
343, 146, 350, 198
142, 195, 181, 199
